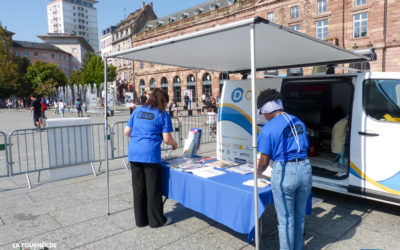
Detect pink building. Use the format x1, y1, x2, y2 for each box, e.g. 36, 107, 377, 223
12, 40, 73, 77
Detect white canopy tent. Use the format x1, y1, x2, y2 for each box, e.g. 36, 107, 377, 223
103, 17, 368, 249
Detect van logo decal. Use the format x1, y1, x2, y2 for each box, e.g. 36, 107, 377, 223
137, 111, 155, 120
231, 88, 244, 103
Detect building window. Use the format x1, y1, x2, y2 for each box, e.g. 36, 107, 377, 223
15, 51, 20, 56
290, 24, 300, 31
173, 76, 181, 102
318, 0, 327, 14
73, 57, 78, 62
139, 61, 143, 69
24, 51, 30, 57
73, 6, 76, 10
267, 12, 274, 23
353, 12, 368, 38
316, 19, 329, 39
72, 48, 78, 53
290, 6, 299, 19
139, 79, 146, 95
161, 77, 168, 93
150, 78, 156, 91
73, 13, 76, 16
355, 0, 367, 6
202, 73, 212, 97
34, 52, 39, 57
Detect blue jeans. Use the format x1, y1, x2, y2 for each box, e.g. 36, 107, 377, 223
271, 159, 312, 250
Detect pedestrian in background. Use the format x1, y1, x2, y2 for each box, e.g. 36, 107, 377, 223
58, 99, 67, 118
76, 98, 83, 117
29, 95, 42, 131
124, 88, 177, 228
256, 89, 311, 250
184, 93, 189, 110
40, 97, 47, 119
140, 91, 147, 105
54, 99, 59, 115
83, 101, 87, 116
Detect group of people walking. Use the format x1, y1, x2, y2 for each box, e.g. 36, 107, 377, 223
28, 95, 88, 130
124, 87, 311, 249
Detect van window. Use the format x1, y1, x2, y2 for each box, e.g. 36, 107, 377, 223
363, 79, 400, 122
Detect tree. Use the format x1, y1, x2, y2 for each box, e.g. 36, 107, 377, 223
34, 79, 57, 96
25, 61, 66, 96
0, 25, 24, 98
67, 69, 81, 86
80, 52, 116, 87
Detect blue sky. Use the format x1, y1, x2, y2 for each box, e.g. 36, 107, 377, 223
0, 0, 206, 43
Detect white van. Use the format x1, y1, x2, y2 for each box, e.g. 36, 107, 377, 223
217, 72, 400, 205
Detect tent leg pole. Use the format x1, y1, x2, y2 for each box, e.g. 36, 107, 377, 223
105, 56, 110, 216
250, 23, 260, 250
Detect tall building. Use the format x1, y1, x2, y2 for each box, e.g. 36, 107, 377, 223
47, 0, 99, 52
38, 34, 94, 71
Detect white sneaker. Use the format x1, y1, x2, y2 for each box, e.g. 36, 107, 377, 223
163, 216, 172, 226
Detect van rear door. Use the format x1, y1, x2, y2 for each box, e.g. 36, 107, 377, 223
350, 72, 400, 201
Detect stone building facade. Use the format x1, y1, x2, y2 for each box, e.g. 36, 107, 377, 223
102, 3, 157, 92
12, 40, 73, 77
111, 0, 400, 103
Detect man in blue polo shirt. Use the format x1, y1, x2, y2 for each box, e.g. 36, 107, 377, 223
256, 89, 311, 250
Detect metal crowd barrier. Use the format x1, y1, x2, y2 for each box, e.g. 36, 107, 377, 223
3, 114, 216, 187
8, 123, 111, 187
179, 113, 217, 144
110, 117, 182, 168
0, 131, 9, 178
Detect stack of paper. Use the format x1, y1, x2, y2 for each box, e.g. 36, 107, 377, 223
175, 163, 205, 172
242, 178, 270, 188
164, 157, 190, 169
190, 166, 226, 178
262, 166, 273, 178
227, 163, 254, 175
206, 160, 237, 169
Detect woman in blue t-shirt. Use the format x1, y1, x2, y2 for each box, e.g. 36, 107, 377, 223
124, 88, 178, 228
256, 89, 311, 250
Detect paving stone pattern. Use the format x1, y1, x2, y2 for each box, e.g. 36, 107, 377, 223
0, 109, 399, 249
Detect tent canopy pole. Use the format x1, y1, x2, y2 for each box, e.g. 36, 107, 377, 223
250, 23, 260, 250
104, 56, 110, 216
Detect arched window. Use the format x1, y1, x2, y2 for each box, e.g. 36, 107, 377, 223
139, 79, 145, 96
150, 78, 156, 91
161, 77, 168, 93
187, 74, 197, 102
173, 76, 181, 102
219, 73, 229, 96
202, 73, 212, 97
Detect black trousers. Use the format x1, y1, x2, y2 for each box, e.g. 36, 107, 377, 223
130, 162, 166, 228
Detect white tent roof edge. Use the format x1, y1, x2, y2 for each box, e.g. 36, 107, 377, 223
105, 16, 368, 72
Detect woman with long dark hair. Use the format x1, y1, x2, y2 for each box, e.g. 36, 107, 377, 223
124, 88, 178, 228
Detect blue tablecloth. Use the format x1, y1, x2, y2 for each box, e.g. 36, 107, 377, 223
161, 161, 312, 243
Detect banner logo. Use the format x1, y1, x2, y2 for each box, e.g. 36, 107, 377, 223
231, 88, 244, 103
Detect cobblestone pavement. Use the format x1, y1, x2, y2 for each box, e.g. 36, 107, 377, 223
0, 109, 399, 249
